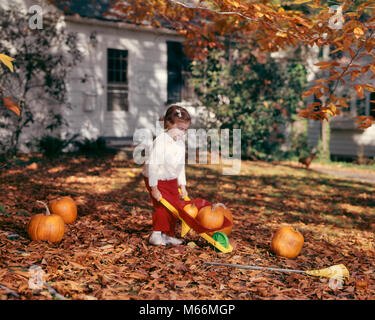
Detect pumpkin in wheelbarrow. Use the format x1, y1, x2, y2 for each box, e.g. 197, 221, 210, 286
183, 203, 198, 218
207, 203, 233, 236
196, 204, 225, 230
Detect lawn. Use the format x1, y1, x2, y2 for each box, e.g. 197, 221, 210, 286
0, 151, 374, 300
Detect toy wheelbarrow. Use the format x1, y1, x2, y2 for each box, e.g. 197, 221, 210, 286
159, 192, 233, 253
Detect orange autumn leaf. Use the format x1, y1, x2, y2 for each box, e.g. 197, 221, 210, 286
3, 97, 21, 117
314, 61, 340, 68
302, 89, 314, 98
312, 79, 329, 84
351, 70, 361, 82
363, 84, 375, 92
293, 0, 312, 4
355, 85, 364, 99
353, 115, 374, 129
326, 103, 337, 116
353, 27, 364, 38
362, 65, 370, 74
330, 47, 343, 54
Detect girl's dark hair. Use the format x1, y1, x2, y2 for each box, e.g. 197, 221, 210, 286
160, 105, 191, 129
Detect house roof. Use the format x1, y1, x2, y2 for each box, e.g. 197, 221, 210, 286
53, 0, 180, 35
54, 0, 119, 21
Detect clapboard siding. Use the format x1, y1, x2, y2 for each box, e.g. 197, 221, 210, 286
307, 119, 321, 148
330, 130, 375, 157
330, 131, 361, 156
307, 118, 375, 157
61, 17, 184, 140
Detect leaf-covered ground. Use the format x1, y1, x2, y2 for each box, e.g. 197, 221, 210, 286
0, 151, 374, 300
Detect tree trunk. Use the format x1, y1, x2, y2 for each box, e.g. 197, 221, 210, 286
320, 45, 330, 160
321, 119, 328, 159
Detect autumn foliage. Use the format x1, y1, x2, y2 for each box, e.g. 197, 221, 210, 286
107, 0, 375, 129
3, 1, 375, 128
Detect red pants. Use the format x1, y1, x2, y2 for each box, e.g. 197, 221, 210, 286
143, 176, 180, 237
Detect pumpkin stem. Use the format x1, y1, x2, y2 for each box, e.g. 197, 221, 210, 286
212, 203, 226, 211
36, 200, 51, 216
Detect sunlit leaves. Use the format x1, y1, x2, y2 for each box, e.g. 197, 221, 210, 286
1, 154, 375, 299
0, 53, 14, 72
353, 27, 364, 38
354, 115, 374, 129
293, 0, 312, 4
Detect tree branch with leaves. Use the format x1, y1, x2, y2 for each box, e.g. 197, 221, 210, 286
105, 0, 375, 129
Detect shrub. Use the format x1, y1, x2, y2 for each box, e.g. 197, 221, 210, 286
73, 137, 115, 156
191, 40, 307, 161
37, 134, 78, 158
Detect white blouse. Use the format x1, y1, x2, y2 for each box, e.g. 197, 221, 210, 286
142, 131, 186, 187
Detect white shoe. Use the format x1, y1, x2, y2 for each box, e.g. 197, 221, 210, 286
149, 231, 166, 246
162, 233, 183, 245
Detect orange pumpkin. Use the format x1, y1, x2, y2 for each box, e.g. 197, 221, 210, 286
28, 201, 65, 243
270, 226, 304, 259
49, 196, 77, 224
208, 203, 233, 236
183, 203, 198, 218
196, 204, 224, 230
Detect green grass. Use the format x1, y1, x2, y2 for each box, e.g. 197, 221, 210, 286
317, 158, 375, 171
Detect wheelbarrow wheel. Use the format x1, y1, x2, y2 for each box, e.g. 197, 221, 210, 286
212, 232, 229, 252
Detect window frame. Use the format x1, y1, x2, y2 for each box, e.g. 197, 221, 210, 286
107, 48, 129, 112
370, 92, 375, 118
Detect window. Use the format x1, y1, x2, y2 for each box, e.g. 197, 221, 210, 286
371, 92, 375, 118
107, 48, 128, 111
166, 41, 193, 104
167, 41, 183, 104
338, 90, 353, 116
356, 96, 367, 116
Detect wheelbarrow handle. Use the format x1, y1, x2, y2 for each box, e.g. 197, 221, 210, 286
178, 188, 190, 201
159, 197, 181, 218
157, 185, 189, 215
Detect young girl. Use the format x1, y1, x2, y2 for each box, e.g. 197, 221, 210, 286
143, 105, 191, 246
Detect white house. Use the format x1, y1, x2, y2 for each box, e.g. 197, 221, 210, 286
306, 46, 375, 160
3, 1, 373, 158
1, 0, 203, 152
